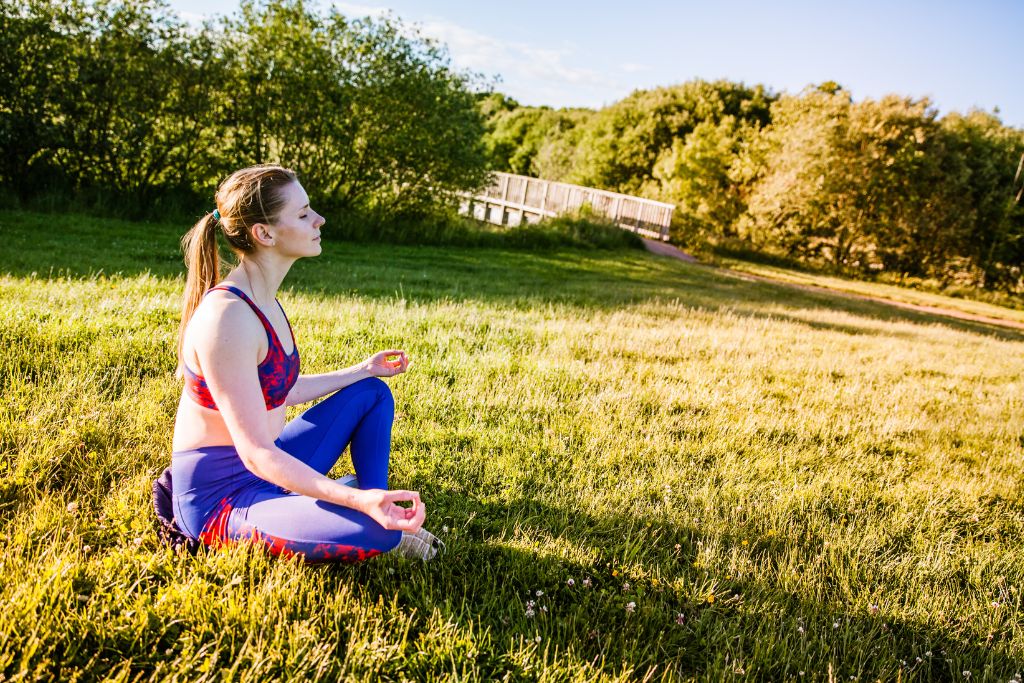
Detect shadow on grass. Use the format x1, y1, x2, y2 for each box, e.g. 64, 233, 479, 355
316, 491, 1021, 680
3, 209, 1023, 346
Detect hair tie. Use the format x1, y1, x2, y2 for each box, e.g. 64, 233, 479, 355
212, 209, 221, 221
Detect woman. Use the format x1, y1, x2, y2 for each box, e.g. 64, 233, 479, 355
168, 164, 438, 563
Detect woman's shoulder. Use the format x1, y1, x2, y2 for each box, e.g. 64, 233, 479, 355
189, 286, 264, 343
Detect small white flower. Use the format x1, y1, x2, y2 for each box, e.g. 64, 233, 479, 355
582, 577, 592, 587
869, 603, 880, 615
566, 578, 575, 587
833, 621, 840, 628
925, 651, 932, 657
526, 600, 535, 609
525, 608, 535, 618
622, 582, 631, 591
797, 626, 805, 633
82, 545, 92, 554
536, 590, 544, 597
67, 501, 79, 513
625, 601, 636, 613
963, 672, 971, 679
133, 537, 143, 547
442, 525, 449, 533
540, 605, 548, 613
535, 635, 541, 643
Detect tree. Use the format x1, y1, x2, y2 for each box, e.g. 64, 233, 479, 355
220, 1, 489, 217
569, 80, 773, 194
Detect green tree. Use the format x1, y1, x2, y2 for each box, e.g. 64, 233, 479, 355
570, 80, 773, 194
650, 116, 758, 244
0, 1, 86, 198
55, 0, 221, 199
939, 111, 1024, 287
221, 0, 489, 217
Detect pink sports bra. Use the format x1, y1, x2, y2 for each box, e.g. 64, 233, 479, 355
182, 285, 300, 410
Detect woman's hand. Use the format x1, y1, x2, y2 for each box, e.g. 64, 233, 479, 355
356, 488, 425, 533
364, 349, 410, 378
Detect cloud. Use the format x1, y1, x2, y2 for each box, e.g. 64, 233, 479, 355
421, 17, 622, 107
332, 3, 616, 107
333, 2, 391, 19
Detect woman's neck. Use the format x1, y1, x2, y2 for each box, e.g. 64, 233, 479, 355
236, 256, 292, 308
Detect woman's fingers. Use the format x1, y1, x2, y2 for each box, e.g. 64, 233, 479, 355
379, 350, 409, 373
389, 502, 425, 532
383, 489, 421, 508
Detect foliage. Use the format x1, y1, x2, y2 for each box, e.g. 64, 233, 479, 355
0, 0, 489, 222
315, 205, 643, 250
569, 80, 773, 195
482, 79, 1024, 293
2, 210, 1023, 680
480, 94, 594, 180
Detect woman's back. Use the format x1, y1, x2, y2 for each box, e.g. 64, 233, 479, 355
172, 282, 297, 451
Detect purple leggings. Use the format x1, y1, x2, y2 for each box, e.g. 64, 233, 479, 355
171, 377, 401, 563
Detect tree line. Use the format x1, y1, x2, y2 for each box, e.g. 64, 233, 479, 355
482, 82, 1024, 291
4, 0, 1023, 291
0, 0, 489, 220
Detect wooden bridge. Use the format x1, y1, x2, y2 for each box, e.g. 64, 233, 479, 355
460, 172, 675, 241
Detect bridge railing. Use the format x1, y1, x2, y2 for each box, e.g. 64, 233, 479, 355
460, 172, 675, 241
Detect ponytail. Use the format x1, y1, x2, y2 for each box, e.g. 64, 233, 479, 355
176, 213, 220, 375
175, 165, 298, 377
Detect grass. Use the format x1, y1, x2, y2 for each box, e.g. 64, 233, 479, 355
709, 254, 1024, 326
1, 209, 1023, 681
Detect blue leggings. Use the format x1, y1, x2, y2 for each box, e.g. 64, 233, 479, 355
171, 377, 402, 563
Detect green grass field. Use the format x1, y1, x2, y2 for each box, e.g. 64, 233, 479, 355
1, 209, 1022, 681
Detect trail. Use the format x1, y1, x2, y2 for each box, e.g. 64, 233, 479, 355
641, 238, 1024, 333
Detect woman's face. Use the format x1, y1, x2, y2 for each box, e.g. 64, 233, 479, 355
269, 181, 326, 258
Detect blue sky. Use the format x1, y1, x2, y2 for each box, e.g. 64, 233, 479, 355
168, 0, 1024, 128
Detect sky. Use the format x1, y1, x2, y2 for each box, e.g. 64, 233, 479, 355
167, 0, 1024, 128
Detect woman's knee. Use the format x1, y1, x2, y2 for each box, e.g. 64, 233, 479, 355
356, 376, 393, 408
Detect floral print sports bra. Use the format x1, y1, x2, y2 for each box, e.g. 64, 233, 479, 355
182, 285, 300, 410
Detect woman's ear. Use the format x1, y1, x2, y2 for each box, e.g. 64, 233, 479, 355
250, 222, 276, 247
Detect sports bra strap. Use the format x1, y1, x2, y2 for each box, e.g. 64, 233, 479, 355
206, 285, 288, 351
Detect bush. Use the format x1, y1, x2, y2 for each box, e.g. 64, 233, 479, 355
323, 207, 644, 250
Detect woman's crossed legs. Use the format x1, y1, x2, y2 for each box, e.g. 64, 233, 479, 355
200, 377, 402, 563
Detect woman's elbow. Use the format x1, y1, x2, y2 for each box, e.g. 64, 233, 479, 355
236, 444, 275, 478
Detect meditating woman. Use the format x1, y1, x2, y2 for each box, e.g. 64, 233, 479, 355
166, 164, 438, 562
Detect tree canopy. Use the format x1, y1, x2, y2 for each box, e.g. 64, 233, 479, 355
0, 0, 489, 220
481, 80, 1024, 291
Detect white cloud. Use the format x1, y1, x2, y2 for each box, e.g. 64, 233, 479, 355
332, 3, 617, 107
333, 2, 391, 19
416, 18, 616, 106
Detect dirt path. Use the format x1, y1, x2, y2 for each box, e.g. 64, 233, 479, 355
641, 238, 1024, 333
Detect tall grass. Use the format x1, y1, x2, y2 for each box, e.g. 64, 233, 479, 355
1, 210, 1022, 680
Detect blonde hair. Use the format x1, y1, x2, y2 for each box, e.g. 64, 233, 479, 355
177, 164, 298, 372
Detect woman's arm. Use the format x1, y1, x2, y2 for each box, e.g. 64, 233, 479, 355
194, 307, 423, 531
286, 350, 410, 406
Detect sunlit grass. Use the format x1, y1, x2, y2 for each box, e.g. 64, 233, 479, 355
1, 210, 1022, 680
711, 254, 1024, 323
